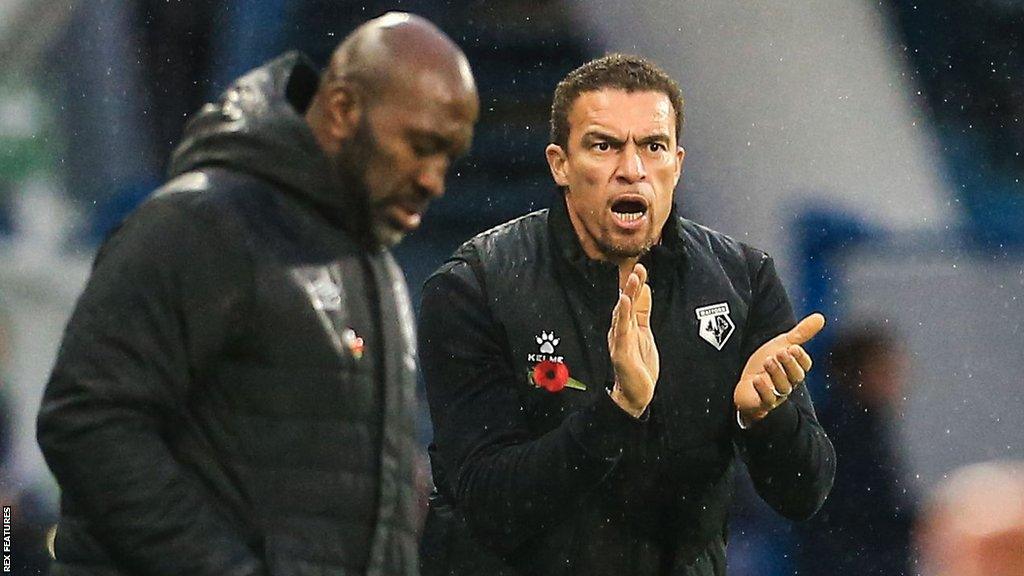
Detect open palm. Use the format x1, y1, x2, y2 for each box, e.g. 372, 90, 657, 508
734, 313, 825, 423
608, 264, 659, 415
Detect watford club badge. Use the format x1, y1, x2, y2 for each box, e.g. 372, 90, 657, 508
695, 302, 735, 350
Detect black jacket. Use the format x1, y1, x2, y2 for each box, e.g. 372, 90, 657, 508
37, 53, 421, 576
418, 198, 835, 575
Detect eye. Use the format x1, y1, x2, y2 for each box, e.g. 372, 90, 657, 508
593, 142, 611, 152
647, 142, 667, 153
410, 133, 451, 158
412, 141, 437, 157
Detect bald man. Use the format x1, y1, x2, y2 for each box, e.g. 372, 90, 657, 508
37, 13, 478, 576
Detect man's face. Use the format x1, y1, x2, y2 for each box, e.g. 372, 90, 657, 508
337, 68, 478, 247
546, 89, 684, 261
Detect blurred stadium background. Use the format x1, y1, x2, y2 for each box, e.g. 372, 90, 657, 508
0, 1, 1021, 574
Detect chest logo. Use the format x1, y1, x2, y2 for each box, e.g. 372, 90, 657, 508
527, 331, 563, 363
310, 276, 342, 311
525, 332, 586, 392
537, 331, 559, 354
291, 265, 351, 358
695, 302, 735, 350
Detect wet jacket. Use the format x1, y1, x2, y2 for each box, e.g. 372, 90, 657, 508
418, 198, 835, 575
37, 52, 421, 576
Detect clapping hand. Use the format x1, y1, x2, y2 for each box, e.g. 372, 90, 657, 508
733, 313, 825, 427
608, 263, 659, 418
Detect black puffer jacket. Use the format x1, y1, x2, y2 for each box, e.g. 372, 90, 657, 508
37, 52, 420, 576
419, 198, 835, 575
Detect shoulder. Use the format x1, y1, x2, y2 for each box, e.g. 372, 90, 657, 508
147, 168, 267, 218
129, 167, 292, 243
431, 209, 548, 285
453, 209, 548, 265
673, 215, 773, 277
99, 169, 263, 269
424, 209, 549, 304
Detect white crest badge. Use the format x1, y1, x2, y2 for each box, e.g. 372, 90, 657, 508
695, 302, 735, 350
291, 265, 349, 358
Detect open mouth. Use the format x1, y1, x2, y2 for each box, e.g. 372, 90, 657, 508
610, 197, 649, 224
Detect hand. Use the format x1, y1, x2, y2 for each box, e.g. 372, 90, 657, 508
734, 313, 825, 426
608, 263, 659, 418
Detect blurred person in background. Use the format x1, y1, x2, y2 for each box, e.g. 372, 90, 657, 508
795, 325, 915, 575
36, 12, 478, 576
917, 460, 1024, 576
418, 54, 834, 576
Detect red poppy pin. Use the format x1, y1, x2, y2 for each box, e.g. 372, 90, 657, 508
342, 328, 364, 360
530, 360, 587, 393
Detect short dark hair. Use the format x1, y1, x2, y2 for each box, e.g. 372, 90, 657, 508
549, 53, 684, 150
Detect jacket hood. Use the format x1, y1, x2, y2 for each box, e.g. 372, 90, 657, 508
169, 52, 359, 227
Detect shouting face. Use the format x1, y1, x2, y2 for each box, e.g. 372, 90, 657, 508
546, 89, 684, 261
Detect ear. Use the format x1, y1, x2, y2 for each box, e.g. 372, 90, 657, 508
325, 84, 363, 141
545, 143, 570, 187
673, 146, 686, 185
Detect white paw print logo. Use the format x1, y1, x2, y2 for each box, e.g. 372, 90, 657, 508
536, 331, 560, 354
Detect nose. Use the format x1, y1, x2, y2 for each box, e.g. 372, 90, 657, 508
615, 143, 646, 184
416, 157, 449, 199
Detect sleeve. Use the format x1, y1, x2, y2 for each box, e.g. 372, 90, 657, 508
734, 252, 836, 521
36, 196, 266, 576
420, 257, 647, 553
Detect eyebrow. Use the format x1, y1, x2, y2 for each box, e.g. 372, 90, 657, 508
635, 132, 672, 145
581, 131, 624, 146
581, 130, 672, 146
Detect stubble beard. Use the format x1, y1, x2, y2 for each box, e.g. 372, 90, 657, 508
370, 217, 405, 248
333, 118, 404, 248
596, 223, 655, 261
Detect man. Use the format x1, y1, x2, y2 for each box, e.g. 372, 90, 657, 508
419, 54, 834, 575
37, 12, 478, 576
